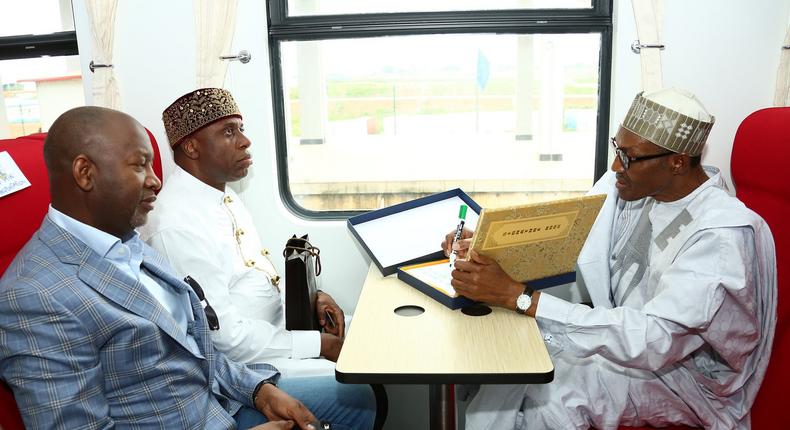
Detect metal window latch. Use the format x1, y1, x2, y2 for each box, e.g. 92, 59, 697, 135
219, 49, 251, 64
89, 60, 113, 73
631, 40, 665, 54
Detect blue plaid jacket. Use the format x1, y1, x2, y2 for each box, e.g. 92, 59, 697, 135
0, 217, 278, 429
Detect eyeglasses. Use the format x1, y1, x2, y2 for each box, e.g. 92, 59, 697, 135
610, 137, 674, 171
184, 275, 220, 331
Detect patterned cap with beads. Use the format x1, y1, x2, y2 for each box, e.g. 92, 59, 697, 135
162, 88, 242, 147
622, 88, 715, 157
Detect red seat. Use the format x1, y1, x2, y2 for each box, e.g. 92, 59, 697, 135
619, 427, 691, 430
730, 107, 789, 429
0, 133, 47, 430
620, 107, 789, 430
0, 129, 162, 430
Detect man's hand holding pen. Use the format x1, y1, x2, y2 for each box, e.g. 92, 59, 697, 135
442, 227, 474, 263
448, 205, 468, 267
442, 227, 540, 315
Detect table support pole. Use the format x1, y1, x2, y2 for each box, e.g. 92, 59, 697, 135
429, 384, 456, 430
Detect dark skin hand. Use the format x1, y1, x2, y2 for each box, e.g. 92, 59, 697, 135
314, 290, 345, 362
315, 291, 345, 338
443, 228, 540, 315
254, 383, 318, 430
441, 227, 474, 261
319, 332, 343, 362
451, 251, 541, 317
451, 250, 524, 308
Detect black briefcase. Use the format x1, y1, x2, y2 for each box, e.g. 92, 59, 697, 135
283, 234, 321, 331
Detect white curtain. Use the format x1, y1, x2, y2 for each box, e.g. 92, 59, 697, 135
194, 0, 239, 88
774, 25, 790, 106
85, 0, 120, 109
631, 0, 665, 93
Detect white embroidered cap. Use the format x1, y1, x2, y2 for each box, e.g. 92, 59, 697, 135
621, 88, 715, 156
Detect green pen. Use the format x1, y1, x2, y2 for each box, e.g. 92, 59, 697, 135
449, 204, 468, 267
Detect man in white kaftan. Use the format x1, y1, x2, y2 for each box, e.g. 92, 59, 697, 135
138, 89, 376, 430
141, 89, 348, 376
446, 89, 776, 430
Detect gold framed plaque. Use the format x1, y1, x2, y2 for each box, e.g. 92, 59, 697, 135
468, 194, 606, 282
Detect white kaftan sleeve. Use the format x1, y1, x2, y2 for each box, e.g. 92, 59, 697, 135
536, 227, 760, 372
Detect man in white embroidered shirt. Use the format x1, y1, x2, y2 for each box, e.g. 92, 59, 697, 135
443, 88, 777, 429
140, 88, 374, 429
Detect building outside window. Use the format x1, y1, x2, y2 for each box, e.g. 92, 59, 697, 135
270, 0, 613, 216
0, 0, 82, 139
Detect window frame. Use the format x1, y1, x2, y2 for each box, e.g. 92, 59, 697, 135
267, 0, 614, 219
0, 31, 78, 61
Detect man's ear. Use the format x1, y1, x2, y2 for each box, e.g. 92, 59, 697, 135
179, 137, 200, 160
72, 154, 94, 191
666, 153, 685, 175
672, 152, 691, 175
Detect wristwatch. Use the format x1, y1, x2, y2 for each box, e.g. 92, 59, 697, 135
515, 284, 533, 314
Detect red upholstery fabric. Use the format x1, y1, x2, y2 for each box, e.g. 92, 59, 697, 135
146, 128, 164, 185
619, 427, 692, 430
0, 133, 49, 274
0, 133, 42, 430
0, 130, 163, 430
731, 107, 789, 429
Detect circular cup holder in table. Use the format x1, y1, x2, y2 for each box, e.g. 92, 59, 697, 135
394, 305, 425, 316
461, 304, 492, 316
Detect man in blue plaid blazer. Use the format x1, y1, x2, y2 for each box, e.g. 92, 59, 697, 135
0, 107, 318, 429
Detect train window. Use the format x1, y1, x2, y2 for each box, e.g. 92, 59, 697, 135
287, 0, 593, 17
0, 0, 75, 37
1, 1, 80, 138
268, 1, 613, 217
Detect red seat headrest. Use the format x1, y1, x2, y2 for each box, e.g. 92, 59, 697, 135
0, 134, 50, 274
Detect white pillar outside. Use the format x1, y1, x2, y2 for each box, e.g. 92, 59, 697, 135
515, 0, 535, 141
549, 38, 566, 162
515, 34, 534, 141
294, 0, 327, 145
537, 38, 562, 161
296, 41, 327, 145
0, 74, 10, 139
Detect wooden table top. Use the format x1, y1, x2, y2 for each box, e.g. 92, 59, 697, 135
336, 264, 554, 384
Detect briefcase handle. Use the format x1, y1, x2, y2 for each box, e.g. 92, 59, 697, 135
283, 239, 322, 276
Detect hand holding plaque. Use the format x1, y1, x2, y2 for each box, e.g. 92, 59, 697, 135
467, 194, 606, 283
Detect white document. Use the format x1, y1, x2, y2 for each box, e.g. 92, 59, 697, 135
0, 151, 31, 198
405, 261, 457, 297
